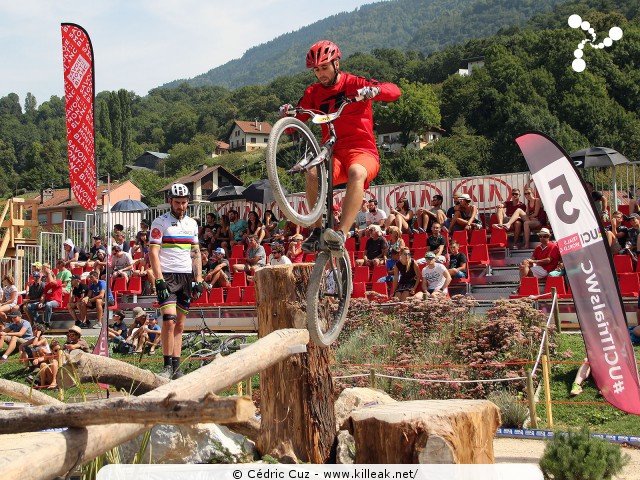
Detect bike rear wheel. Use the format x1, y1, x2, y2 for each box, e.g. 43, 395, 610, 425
306, 250, 352, 347
266, 117, 327, 227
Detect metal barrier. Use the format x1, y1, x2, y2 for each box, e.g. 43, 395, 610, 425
14, 245, 40, 291
39, 232, 63, 268
63, 219, 88, 251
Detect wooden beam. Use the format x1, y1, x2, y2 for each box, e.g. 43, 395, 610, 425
0, 394, 255, 434
0, 327, 308, 480
0, 379, 62, 406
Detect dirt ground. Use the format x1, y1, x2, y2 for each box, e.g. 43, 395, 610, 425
494, 437, 640, 479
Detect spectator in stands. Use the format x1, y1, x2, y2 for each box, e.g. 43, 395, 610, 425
55, 259, 72, 293
113, 224, 124, 235
287, 234, 304, 263
443, 193, 461, 231
426, 222, 446, 257
233, 235, 266, 275
244, 211, 263, 244
37, 339, 61, 389
280, 219, 300, 243
81, 270, 115, 327
200, 212, 218, 239
448, 240, 468, 279
110, 244, 134, 279
112, 231, 131, 253
356, 225, 388, 267
261, 210, 279, 244
0, 310, 34, 362
229, 210, 248, 248
586, 181, 609, 222
91, 250, 108, 279
19, 323, 49, 371
628, 187, 640, 216
493, 188, 526, 238
144, 314, 161, 355
351, 198, 369, 239
497, 187, 547, 249
0, 274, 19, 323
518, 227, 561, 281
376, 247, 401, 283
212, 213, 232, 255
416, 251, 451, 299
89, 236, 107, 259
619, 213, 640, 263
391, 247, 421, 301
131, 252, 156, 294
415, 194, 446, 234
20, 271, 45, 325
268, 242, 292, 265
364, 199, 387, 236
451, 193, 481, 234
386, 226, 405, 251
35, 264, 63, 329
332, 204, 342, 229
63, 238, 89, 268
132, 219, 151, 255
205, 247, 231, 288
107, 310, 128, 345
63, 325, 90, 353
385, 197, 414, 234
67, 274, 91, 328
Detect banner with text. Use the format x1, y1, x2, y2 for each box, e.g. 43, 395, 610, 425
61, 23, 97, 211
516, 132, 640, 415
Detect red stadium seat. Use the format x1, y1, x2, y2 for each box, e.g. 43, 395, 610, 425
613, 255, 634, 274
226, 286, 243, 305
353, 266, 371, 284
230, 244, 245, 259
370, 264, 389, 284
231, 271, 247, 288
345, 237, 356, 252
352, 282, 367, 299
111, 276, 128, 293
209, 288, 224, 306
543, 275, 571, 299
489, 225, 509, 248
411, 232, 427, 250
509, 276, 540, 298
243, 285, 256, 304
618, 273, 640, 297
469, 244, 490, 266
451, 230, 468, 247
469, 229, 488, 246
370, 281, 389, 297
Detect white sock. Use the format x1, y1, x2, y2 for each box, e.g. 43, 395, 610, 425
2, 355, 7, 360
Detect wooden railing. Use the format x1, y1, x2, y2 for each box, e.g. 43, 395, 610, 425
0, 198, 39, 259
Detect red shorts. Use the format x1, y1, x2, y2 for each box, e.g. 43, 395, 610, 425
332, 149, 379, 187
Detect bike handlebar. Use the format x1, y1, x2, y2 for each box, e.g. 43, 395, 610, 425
283, 91, 366, 122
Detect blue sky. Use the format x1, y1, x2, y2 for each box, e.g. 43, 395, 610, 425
0, 0, 373, 105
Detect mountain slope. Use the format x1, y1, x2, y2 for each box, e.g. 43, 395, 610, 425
161, 0, 567, 90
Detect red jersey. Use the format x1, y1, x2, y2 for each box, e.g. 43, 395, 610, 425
296, 72, 401, 160
532, 242, 561, 273
43, 279, 63, 304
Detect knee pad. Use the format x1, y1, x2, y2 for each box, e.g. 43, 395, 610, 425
163, 313, 177, 323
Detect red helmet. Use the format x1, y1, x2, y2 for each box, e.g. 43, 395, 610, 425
306, 40, 341, 68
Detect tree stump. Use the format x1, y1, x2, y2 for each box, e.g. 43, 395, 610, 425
342, 399, 501, 464
255, 264, 336, 464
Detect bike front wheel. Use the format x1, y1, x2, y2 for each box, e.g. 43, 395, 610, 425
306, 250, 352, 347
266, 117, 327, 227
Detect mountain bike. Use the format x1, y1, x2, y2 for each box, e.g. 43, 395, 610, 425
183, 309, 247, 367
265, 91, 370, 347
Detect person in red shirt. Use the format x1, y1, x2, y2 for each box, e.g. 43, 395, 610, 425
286, 40, 401, 252
518, 228, 561, 280
35, 263, 63, 329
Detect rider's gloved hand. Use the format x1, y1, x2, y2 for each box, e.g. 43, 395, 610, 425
279, 104, 294, 117
357, 86, 380, 100
191, 281, 205, 300
155, 279, 169, 304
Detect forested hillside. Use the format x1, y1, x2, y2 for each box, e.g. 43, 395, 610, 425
163, 0, 566, 90
0, 0, 638, 207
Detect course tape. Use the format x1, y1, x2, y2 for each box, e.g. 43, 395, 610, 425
496, 427, 640, 446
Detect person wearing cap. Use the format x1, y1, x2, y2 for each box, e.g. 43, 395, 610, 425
63, 325, 90, 353
21, 270, 46, 324
142, 314, 161, 355
107, 310, 129, 345
81, 271, 115, 327
0, 274, 18, 323
269, 243, 292, 265
518, 228, 561, 280
35, 264, 63, 329
287, 234, 305, 263
233, 235, 267, 275
416, 251, 451, 299
392, 247, 421, 301
67, 275, 91, 328
0, 310, 34, 362
206, 247, 231, 287
450, 192, 482, 235
496, 187, 548, 249
356, 224, 388, 267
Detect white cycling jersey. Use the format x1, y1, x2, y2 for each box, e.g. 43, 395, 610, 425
149, 212, 199, 274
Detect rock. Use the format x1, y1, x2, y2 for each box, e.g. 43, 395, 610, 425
335, 430, 355, 464
334, 387, 397, 430
120, 423, 258, 464
343, 399, 501, 464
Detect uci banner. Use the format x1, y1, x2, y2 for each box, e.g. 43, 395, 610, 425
516, 132, 640, 415
61, 23, 97, 211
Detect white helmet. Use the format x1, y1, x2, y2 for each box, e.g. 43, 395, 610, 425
169, 183, 190, 198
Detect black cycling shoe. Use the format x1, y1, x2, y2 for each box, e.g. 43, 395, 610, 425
323, 228, 346, 254
302, 227, 322, 253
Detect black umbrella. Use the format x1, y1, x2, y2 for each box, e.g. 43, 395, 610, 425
243, 179, 287, 204
570, 147, 630, 168
207, 185, 246, 202
111, 199, 149, 212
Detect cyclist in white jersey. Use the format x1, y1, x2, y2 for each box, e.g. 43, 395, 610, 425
149, 183, 205, 379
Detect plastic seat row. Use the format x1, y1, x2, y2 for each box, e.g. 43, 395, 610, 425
191, 286, 256, 306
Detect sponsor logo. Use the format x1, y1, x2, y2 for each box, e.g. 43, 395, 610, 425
384, 184, 442, 210
558, 228, 602, 255
453, 177, 512, 212
151, 228, 162, 239
568, 14, 623, 72
67, 55, 90, 89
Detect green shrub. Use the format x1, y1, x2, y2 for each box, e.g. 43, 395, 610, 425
539, 426, 629, 480
487, 389, 529, 428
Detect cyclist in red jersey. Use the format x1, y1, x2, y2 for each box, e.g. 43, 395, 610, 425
284, 40, 401, 252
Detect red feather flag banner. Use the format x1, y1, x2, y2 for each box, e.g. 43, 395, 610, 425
516, 132, 640, 415
61, 23, 97, 211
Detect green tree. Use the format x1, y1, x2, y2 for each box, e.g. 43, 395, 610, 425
97, 99, 112, 143
164, 142, 207, 176
108, 92, 122, 150
127, 169, 171, 207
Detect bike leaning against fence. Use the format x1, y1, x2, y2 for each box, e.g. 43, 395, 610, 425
265, 88, 379, 347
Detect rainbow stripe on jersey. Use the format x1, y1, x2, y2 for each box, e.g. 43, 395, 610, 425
149, 212, 199, 274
